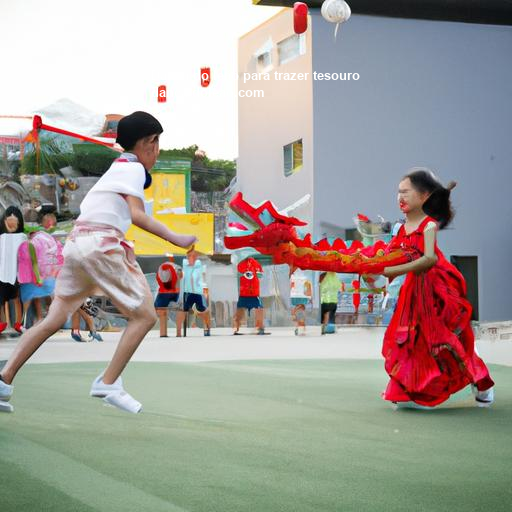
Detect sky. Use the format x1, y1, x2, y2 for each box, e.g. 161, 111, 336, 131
0, 0, 282, 159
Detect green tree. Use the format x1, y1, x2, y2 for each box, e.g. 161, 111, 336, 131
159, 145, 235, 192
20, 136, 72, 175
70, 144, 117, 176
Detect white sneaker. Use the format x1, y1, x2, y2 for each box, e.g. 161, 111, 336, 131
104, 390, 142, 414
90, 373, 123, 398
472, 385, 495, 407
392, 401, 434, 411
0, 378, 13, 402
0, 400, 13, 413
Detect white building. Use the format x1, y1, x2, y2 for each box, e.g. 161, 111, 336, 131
238, 1, 512, 321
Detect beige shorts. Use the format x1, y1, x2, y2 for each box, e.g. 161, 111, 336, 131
54, 223, 150, 312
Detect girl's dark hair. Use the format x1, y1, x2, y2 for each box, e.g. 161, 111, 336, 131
0, 206, 25, 234
404, 167, 456, 229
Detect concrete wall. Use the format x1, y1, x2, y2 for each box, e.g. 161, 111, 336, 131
238, 9, 314, 223
311, 13, 512, 321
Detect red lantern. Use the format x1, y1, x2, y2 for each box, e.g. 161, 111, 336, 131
158, 85, 167, 103
293, 2, 308, 34
201, 67, 211, 88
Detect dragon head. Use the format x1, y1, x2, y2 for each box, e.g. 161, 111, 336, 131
224, 192, 307, 254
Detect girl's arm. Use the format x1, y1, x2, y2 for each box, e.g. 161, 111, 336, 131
126, 195, 197, 249
383, 223, 437, 279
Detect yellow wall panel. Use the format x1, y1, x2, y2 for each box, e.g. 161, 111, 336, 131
144, 173, 187, 213
126, 213, 214, 255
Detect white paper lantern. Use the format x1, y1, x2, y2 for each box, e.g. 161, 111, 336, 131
321, 0, 351, 23
321, 0, 351, 39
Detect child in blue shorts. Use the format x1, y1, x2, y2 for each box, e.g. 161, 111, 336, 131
154, 257, 183, 337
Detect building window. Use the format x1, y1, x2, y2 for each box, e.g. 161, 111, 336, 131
257, 51, 272, 71
283, 139, 303, 177
278, 34, 306, 65
254, 38, 273, 72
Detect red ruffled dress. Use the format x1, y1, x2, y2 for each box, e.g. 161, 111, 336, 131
382, 216, 494, 407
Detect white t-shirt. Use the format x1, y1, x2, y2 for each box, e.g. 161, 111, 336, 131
78, 159, 146, 233
182, 259, 206, 294
290, 271, 311, 299
0, 233, 27, 284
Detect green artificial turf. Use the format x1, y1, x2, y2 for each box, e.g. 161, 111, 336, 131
1, 360, 511, 512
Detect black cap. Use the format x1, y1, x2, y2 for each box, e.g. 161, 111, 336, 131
116, 111, 163, 150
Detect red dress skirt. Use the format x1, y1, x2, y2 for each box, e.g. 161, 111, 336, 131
382, 217, 494, 407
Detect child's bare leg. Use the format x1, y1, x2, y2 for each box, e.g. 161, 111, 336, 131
34, 299, 44, 322
102, 293, 157, 385
297, 305, 306, 329
5, 302, 11, 326
14, 297, 23, 325
176, 310, 185, 336
233, 308, 243, 332
156, 308, 168, 336
255, 308, 264, 330
22, 300, 32, 326
291, 305, 298, 326
233, 308, 244, 332
1, 294, 87, 384
79, 309, 95, 332
199, 310, 211, 330
71, 311, 80, 331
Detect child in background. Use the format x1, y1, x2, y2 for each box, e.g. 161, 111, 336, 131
18, 210, 62, 327
233, 257, 267, 335
154, 257, 183, 337
0, 206, 25, 334
178, 248, 211, 336
319, 272, 340, 335
70, 305, 103, 342
290, 269, 312, 336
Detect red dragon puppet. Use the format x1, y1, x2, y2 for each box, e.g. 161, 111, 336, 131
224, 193, 419, 275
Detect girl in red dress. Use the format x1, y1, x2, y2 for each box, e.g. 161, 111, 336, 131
381, 168, 494, 408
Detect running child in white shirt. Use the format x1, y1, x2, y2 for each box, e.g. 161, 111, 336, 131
0, 111, 197, 414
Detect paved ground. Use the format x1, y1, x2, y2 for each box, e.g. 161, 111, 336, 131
2, 357, 512, 512
2, 327, 511, 512
1, 326, 510, 366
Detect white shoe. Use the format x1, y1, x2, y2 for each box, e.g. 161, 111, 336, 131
392, 401, 433, 411
104, 390, 142, 414
472, 385, 495, 407
0, 400, 13, 413
90, 373, 123, 398
0, 378, 13, 402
